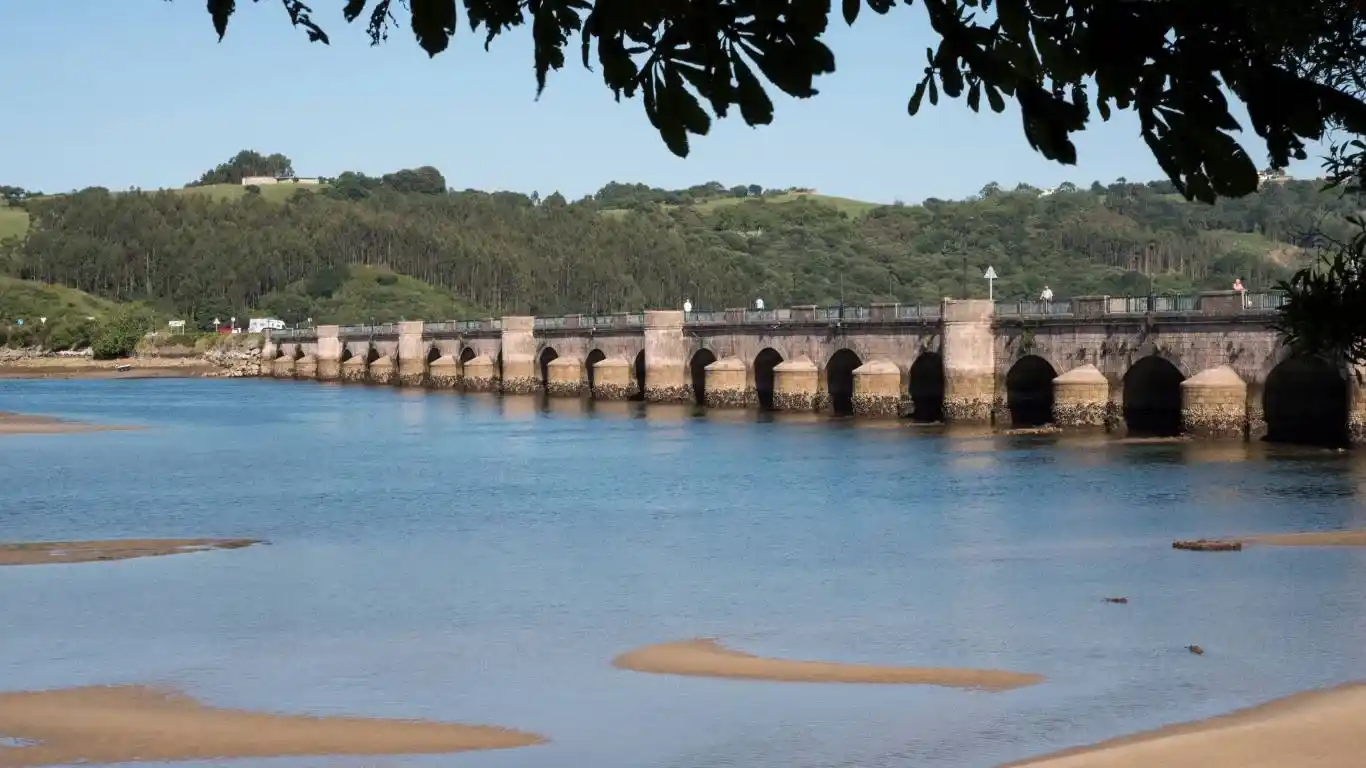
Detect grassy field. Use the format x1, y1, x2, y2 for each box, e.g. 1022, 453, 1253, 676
258, 265, 486, 325
176, 182, 327, 203
0, 207, 29, 241
602, 191, 885, 219
0, 276, 118, 321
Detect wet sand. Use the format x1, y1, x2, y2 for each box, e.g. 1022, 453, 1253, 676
1242, 530, 1366, 547
1007, 683, 1366, 768
0, 684, 545, 767
0, 412, 138, 435
612, 639, 1043, 690
0, 357, 215, 380
0, 538, 262, 566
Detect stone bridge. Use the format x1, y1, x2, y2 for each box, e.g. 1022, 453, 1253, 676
261, 291, 1362, 445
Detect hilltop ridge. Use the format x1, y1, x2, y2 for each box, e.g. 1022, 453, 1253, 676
1, 151, 1355, 327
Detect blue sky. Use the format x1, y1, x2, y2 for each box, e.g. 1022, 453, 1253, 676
2, 1, 1328, 202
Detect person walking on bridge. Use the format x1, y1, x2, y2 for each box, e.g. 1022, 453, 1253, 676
1040, 285, 1054, 303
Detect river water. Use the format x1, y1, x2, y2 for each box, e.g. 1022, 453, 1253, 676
3, 378, 1366, 768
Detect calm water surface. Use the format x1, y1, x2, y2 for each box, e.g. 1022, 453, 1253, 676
3, 378, 1366, 768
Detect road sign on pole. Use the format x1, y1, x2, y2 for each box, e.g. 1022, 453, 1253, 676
983, 266, 998, 300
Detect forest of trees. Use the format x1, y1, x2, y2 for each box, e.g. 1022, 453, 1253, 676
1, 151, 1359, 327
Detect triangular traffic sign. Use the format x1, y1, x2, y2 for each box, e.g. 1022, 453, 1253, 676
983, 266, 998, 279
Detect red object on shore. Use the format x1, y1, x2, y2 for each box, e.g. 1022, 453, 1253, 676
216, 325, 233, 334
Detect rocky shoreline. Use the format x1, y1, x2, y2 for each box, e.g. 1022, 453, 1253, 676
0, 345, 262, 379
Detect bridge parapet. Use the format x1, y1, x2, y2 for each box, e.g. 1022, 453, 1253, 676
265, 291, 1286, 343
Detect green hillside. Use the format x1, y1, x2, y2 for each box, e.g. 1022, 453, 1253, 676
0, 276, 117, 321
254, 265, 486, 325
0, 206, 28, 241
2, 150, 1356, 326
177, 182, 327, 203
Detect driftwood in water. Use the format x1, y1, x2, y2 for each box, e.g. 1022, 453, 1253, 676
1172, 539, 1242, 552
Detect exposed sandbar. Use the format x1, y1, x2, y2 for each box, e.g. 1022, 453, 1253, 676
1006, 683, 1366, 768
1241, 530, 1366, 547
611, 638, 1043, 690
0, 538, 262, 567
0, 684, 545, 767
0, 357, 215, 380
0, 412, 138, 435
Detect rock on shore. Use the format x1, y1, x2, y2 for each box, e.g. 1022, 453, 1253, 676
202, 345, 261, 377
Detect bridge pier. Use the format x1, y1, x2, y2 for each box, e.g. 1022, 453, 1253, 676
591, 357, 633, 400
397, 321, 427, 386
315, 326, 341, 380
1349, 367, 1366, 445
462, 354, 497, 392
942, 299, 996, 423
500, 316, 538, 395
1052, 364, 1109, 427
703, 357, 749, 408
341, 354, 367, 383
852, 359, 903, 417
369, 354, 396, 385
772, 356, 818, 411
1180, 366, 1248, 438
643, 310, 690, 403
428, 354, 459, 388
546, 356, 585, 397
272, 355, 296, 378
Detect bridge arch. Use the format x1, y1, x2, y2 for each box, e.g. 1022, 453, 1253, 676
1005, 355, 1056, 427
290, 345, 306, 361
826, 349, 863, 416
585, 349, 607, 393
689, 348, 718, 406
1123, 355, 1185, 436
908, 351, 945, 422
364, 346, 381, 365
538, 346, 559, 389
459, 347, 477, 365
425, 346, 441, 366
754, 348, 783, 410
632, 350, 647, 400
1263, 355, 1349, 446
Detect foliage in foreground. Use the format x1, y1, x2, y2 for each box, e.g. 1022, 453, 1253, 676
194, 0, 1366, 206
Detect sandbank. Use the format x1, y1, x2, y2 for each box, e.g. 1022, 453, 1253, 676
0, 684, 544, 767
0, 357, 215, 380
1241, 530, 1366, 547
0, 538, 262, 567
611, 638, 1043, 690
1006, 682, 1366, 768
0, 412, 139, 435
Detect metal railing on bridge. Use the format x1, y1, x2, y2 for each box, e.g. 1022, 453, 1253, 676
270, 292, 1288, 340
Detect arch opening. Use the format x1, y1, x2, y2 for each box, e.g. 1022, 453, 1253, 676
459, 347, 477, 365
1006, 355, 1057, 427
364, 347, 380, 365
826, 349, 863, 416
539, 347, 560, 390
908, 352, 945, 422
754, 348, 784, 410
339, 346, 353, 363
585, 349, 606, 393
632, 350, 647, 400
690, 349, 718, 406
291, 346, 305, 361
1123, 356, 1185, 436
425, 346, 441, 366
1264, 356, 1349, 447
